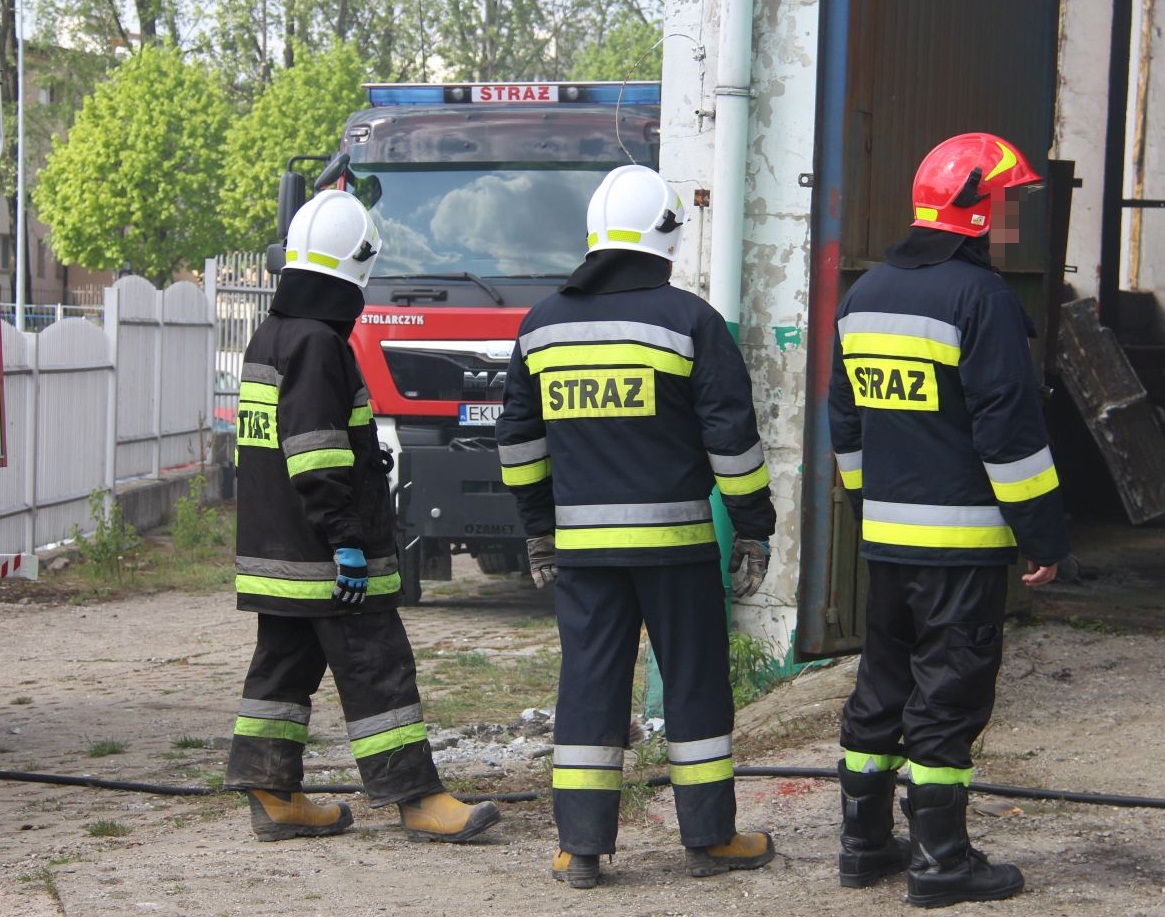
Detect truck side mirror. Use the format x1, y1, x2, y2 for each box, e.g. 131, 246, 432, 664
265, 242, 287, 277
276, 171, 307, 239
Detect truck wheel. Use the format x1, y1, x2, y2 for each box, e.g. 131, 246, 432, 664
475, 552, 517, 575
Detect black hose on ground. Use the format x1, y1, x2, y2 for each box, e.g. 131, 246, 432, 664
4, 766, 1165, 810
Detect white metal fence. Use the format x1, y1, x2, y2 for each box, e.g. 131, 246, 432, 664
207, 253, 275, 429
1, 276, 215, 554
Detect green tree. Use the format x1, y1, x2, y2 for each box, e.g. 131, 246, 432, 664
217, 41, 367, 252
32, 44, 231, 283
569, 10, 662, 81
436, 0, 551, 81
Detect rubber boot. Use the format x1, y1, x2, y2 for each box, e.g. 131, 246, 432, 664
551, 848, 601, 888
684, 831, 775, 877
838, 760, 911, 887
398, 791, 502, 842
246, 789, 353, 842
901, 783, 1024, 908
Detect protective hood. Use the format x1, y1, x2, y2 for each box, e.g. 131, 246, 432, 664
560, 249, 672, 295
270, 268, 366, 325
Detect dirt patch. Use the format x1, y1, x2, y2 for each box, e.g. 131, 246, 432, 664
3, 523, 1165, 916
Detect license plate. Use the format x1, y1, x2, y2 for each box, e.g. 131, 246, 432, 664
459, 403, 503, 426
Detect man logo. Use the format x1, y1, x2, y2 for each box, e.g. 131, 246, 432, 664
463, 370, 507, 394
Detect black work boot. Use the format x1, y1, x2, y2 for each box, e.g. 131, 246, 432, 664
900, 782, 1024, 908
838, 760, 911, 887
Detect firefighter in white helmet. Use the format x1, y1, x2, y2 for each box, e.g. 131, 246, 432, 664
497, 164, 777, 888
226, 189, 501, 844
829, 134, 1069, 906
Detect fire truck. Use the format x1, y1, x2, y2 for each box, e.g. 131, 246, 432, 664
268, 81, 662, 604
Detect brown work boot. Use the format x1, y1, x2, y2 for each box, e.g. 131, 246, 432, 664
685, 831, 776, 877
398, 792, 501, 842
246, 789, 353, 842
551, 848, 601, 888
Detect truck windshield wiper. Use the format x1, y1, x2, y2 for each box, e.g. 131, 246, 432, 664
386, 272, 505, 306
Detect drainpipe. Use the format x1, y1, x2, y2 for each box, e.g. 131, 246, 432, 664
795, 0, 848, 660
709, 0, 756, 607
645, 0, 756, 721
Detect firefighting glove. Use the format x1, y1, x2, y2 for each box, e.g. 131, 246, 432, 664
526, 534, 558, 589
333, 546, 369, 607
728, 536, 771, 599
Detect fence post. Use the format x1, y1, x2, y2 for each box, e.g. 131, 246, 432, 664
205, 258, 217, 438
104, 284, 119, 514
22, 331, 37, 554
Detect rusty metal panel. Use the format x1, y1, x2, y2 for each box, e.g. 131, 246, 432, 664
842, 0, 1060, 270
1057, 298, 1165, 524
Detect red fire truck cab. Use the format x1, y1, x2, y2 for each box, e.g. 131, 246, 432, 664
269, 81, 662, 604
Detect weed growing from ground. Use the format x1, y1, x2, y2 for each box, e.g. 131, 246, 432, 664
87, 739, 127, 758
72, 490, 141, 582
728, 631, 778, 709
86, 820, 131, 838
172, 475, 225, 552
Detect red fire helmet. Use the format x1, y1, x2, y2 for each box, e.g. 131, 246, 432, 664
911, 133, 1041, 237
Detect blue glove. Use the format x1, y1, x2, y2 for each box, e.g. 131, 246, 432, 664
333, 546, 369, 607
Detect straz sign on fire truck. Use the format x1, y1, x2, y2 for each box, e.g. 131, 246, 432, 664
471, 84, 559, 104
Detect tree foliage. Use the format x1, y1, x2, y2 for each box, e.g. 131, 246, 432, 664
219, 42, 368, 251
32, 44, 230, 282
569, 10, 662, 82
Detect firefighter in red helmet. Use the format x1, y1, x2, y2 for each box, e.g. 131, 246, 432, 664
828, 133, 1069, 907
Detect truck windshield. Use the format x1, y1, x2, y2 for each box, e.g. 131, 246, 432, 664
352, 164, 608, 278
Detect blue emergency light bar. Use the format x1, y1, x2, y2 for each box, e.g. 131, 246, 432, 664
364, 82, 661, 108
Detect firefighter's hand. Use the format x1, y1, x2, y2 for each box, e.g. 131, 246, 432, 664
526, 535, 558, 589
1022, 560, 1058, 588
728, 536, 771, 599
333, 547, 369, 606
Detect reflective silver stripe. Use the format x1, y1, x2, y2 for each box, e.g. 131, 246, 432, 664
242, 362, 282, 386
354, 386, 369, 406
236, 556, 396, 578
863, 500, 1007, 527
835, 450, 863, 472
498, 437, 549, 465
347, 703, 425, 741
838, 312, 961, 347
556, 500, 712, 526
237, 699, 311, 724
553, 744, 625, 768
983, 446, 1055, 483
668, 735, 732, 763
283, 430, 350, 456
520, 320, 694, 358
707, 442, 765, 476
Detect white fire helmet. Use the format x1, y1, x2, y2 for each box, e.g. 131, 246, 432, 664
284, 189, 380, 288
586, 164, 686, 262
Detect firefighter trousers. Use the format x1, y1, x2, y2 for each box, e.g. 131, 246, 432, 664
225, 611, 443, 805
840, 562, 1008, 773
552, 562, 737, 854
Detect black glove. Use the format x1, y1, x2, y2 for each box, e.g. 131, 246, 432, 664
526, 534, 557, 589
728, 536, 770, 599
332, 546, 369, 607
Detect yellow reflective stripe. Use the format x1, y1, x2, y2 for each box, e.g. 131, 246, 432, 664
235, 572, 400, 599
669, 758, 734, 786
501, 458, 551, 487
286, 448, 355, 477
239, 381, 278, 404
984, 141, 1018, 182
350, 405, 372, 426
915, 206, 939, 222
839, 467, 863, 490
989, 466, 1059, 502
842, 331, 960, 366
909, 762, 973, 786
862, 519, 1016, 549
715, 464, 770, 497
350, 722, 428, 760
307, 251, 341, 269
526, 343, 693, 378
552, 767, 624, 791
233, 716, 309, 743
845, 751, 905, 773
556, 522, 717, 550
